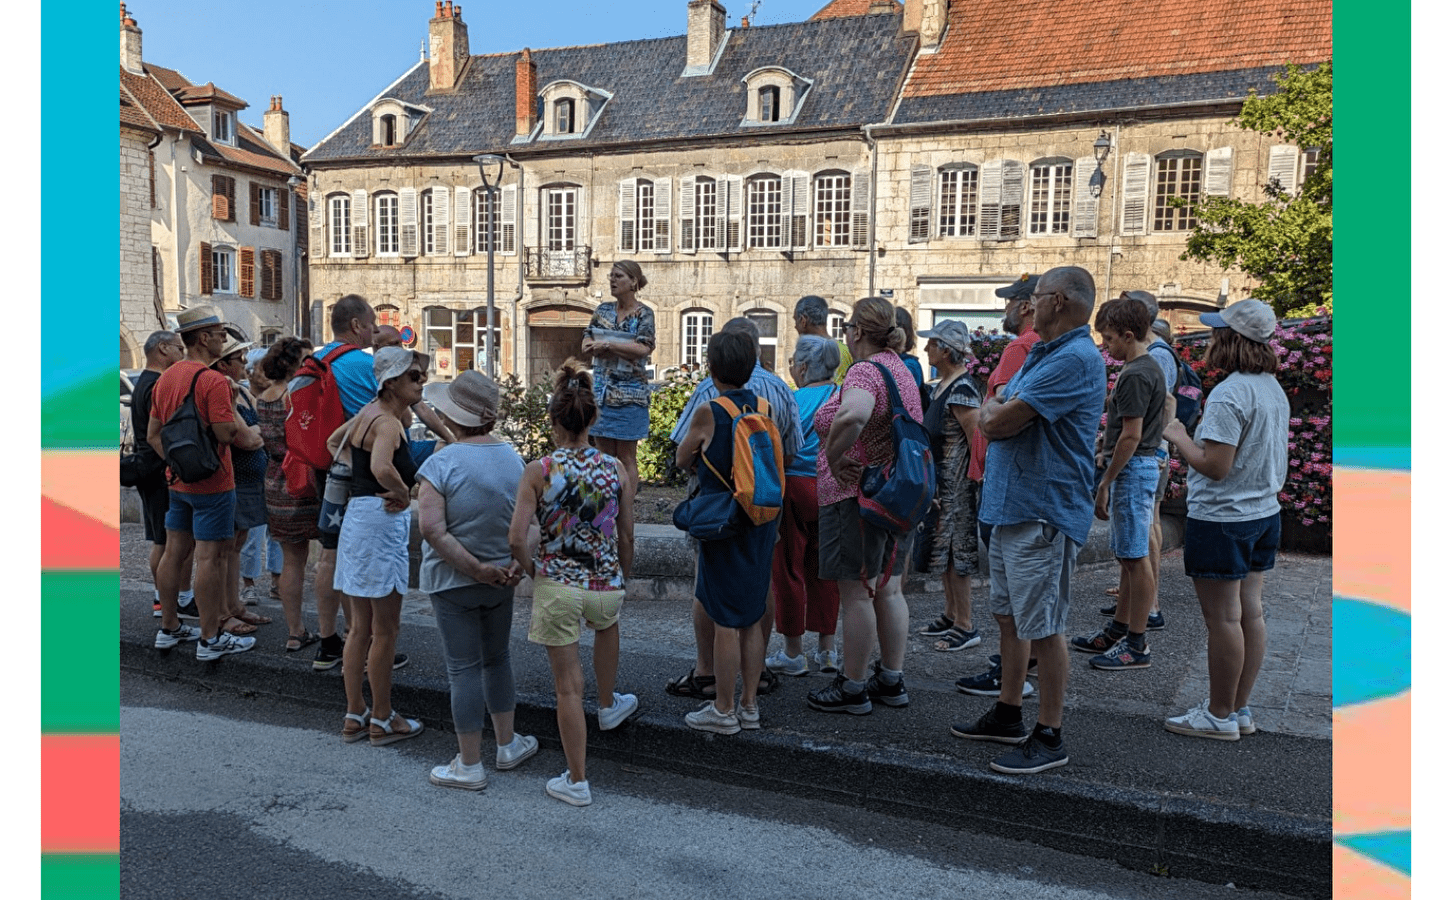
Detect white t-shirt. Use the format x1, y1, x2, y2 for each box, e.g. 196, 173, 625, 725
1186, 373, 1290, 522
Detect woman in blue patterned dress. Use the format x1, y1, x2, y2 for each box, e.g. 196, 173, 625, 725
582, 260, 655, 491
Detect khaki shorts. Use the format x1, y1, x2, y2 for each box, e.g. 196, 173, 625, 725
528, 577, 625, 646
987, 521, 1079, 641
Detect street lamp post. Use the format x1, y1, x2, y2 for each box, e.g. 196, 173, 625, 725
474, 154, 507, 378
287, 174, 306, 339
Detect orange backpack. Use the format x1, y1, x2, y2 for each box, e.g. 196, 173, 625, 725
702, 396, 785, 526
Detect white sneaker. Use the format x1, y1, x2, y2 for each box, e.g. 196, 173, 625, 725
196, 632, 256, 661
765, 649, 808, 676
154, 623, 201, 649
685, 700, 741, 735
811, 649, 840, 674
1164, 703, 1240, 741
495, 734, 539, 770
430, 755, 488, 791
1235, 706, 1257, 735
598, 693, 639, 731
738, 703, 760, 730
546, 770, 592, 807
241, 585, 260, 606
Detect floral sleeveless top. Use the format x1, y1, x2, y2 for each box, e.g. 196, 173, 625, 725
536, 447, 625, 591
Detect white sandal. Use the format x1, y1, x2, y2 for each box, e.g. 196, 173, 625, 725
369, 711, 424, 746
342, 708, 371, 743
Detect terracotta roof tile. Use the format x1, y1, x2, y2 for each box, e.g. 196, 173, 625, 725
119, 82, 159, 132
176, 82, 249, 109
194, 121, 300, 177
903, 0, 1331, 99
119, 67, 199, 132
811, 0, 901, 19
143, 62, 192, 93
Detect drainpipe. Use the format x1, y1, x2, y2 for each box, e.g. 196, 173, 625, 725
506, 155, 524, 380
862, 124, 880, 297
1103, 124, 1122, 303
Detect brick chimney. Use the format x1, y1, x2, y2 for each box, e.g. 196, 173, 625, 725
515, 48, 537, 137
264, 95, 290, 155
903, 0, 949, 51
120, 3, 143, 74
686, 1, 726, 73
428, 1, 470, 92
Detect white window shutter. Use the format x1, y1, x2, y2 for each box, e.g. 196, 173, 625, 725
399, 187, 418, 257
618, 178, 637, 254
908, 164, 934, 243
790, 170, 810, 250
1072, 157, 1099, 238
576, 186, 588, 248
500, 184, 517, 255
351, 188, 370, 257
1204, 146, 1234, 197
850, 168, 870, 249
1120, 152, 1151, 235
432, 187, 450, 255
978, 160, 1002, 238
779, 173, 794, 252
1268, 145, 1299, 194
309, 193, 325, 259
679, 175, 697, 254
453, 186, 472, 256
654, 177, 672, 254
726, 175, 744, 252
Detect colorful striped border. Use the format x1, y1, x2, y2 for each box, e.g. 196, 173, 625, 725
55, 1, 1407, 895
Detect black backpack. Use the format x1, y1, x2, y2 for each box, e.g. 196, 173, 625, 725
160, 368, 223, 484
1154, 342, 1205, 433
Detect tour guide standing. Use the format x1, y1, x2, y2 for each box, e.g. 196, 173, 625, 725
951, 266, 1106, 774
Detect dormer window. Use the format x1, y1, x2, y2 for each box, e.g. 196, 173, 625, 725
537, 80, 611, 141
381, 115, 397, 146
369, 98, 429, 148
213, 109, 234, 144
741, 67, 812, 127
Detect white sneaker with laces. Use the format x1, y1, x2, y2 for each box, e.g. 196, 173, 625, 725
765, 649, 808, 676
155, 623, 201, 649
738, 703, 760, 730
598, 693, 639, 731
812, 649, 840, 674
1235, 706, 1257, 735
685, 700, 741, 735
241, 585, 260, 606
1164, 703, 1240, 741
196, 632, 256, 660
546, 770, 592, 806
430, 755, 488, 791
495, 734, 539, 770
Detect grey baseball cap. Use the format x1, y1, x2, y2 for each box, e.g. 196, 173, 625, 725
917, 319, 972, 356
1199, 299, 1276, 342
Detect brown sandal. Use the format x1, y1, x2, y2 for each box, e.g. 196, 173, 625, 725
221, 616, 258, 636
235, 610, 273, 626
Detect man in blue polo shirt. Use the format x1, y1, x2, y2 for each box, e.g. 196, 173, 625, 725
950, 266, 1106, 775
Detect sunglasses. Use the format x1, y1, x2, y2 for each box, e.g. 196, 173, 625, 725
405, 369, 427, 384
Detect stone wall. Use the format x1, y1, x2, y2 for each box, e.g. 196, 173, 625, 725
120, 127, 158, 366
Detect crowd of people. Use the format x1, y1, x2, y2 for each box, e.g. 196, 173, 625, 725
133, 259, 1290, 802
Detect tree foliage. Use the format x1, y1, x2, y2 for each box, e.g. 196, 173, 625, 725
1177, 62, 1332, 318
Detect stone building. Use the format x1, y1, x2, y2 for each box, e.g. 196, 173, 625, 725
117, 5, 307, 366
301, 0, 1330, 384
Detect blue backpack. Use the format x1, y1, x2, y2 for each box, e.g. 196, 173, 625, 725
1153, 341, 1205, 433
855, 361, 937, 590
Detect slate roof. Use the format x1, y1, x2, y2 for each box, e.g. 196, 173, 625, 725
304, 11, 914, 163
118, 66, 199, 133
894, 0, 1331, 123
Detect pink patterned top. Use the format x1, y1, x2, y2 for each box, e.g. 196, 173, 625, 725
814, 350, 925, 507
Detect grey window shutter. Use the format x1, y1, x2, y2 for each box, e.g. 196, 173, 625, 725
500, 184, 518, 255
309, 193, 325, 259
618, 178, 637, 254
1120, 153, 1151, 235
654, 177, 672, 254
576, 186, 588, 249
453, 186, 472, 256
778, 173, 794, 252
1072, 156, 1099, 238
790, 170, 810, 250
850, 168, 870, 249
1000, 159, 1025, 237
1204, 147, 1234, 197
432, 187, 450, 255
909, 164, 933, 243
726, 175, 744, 252
679, 175, 697, 254
351, 188, 370, 257
399, 187, 419, 257
978, 159, 1003, 238
1267, 145, 1299, 194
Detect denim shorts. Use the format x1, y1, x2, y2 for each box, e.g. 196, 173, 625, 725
1184, 513, 1281, 581
590, 402, 650, 442
1108, 453, 1160, 560
165, 489, 237, 542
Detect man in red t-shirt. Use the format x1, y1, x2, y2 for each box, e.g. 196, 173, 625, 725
146, 306, 255, 661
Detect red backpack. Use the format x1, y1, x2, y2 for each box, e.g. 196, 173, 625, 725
283, 343, 362, 498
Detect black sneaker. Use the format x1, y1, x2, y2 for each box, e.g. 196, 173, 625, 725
177, 598, 200, 620
987, 653, 1039, 675
919, 615, 955, 637
1098, 603, 1117, 617
367, 653, 409, 673
806, 674, 872, 715
313, 635, 344, 671
1147, 611, 1166, 631
950, 707, 1027, 744
863, 662, 909, 707
957, 661, 1036, 698
1070, 628, 1121, 654
989, 735, 1069, 774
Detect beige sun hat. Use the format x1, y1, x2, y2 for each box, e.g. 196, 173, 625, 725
423, 370, 500, 429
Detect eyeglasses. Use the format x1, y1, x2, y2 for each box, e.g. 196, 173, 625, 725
842, 321, 860, 332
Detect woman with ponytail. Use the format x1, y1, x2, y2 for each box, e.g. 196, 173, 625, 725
509, 361, 638, 807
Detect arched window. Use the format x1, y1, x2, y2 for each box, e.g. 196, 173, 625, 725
813, 170, 852, 247
695, 176, 719, 250
681, 309, 714, 366
746, 174, 782, 249
937, 164, 979, 238
328, 194, 351, 256
374, 192, 400, 256
381, 114, 396, 146
745, 309, 778, 371
1028, 157, 1074, 236
555, 99, 575, 135
827, 312, 846, 340
1153, 149, 1203, 231
758, 86, 780, 123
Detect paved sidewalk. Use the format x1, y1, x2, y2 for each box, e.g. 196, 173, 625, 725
119, 524, 1332, 897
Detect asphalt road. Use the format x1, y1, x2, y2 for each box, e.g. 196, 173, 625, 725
120, 672, 1300, 900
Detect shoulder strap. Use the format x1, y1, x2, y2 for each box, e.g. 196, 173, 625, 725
712, 396, 742, 419
323, 343, 361, 365
184, 366, 209, 403
864, 359, 905, 413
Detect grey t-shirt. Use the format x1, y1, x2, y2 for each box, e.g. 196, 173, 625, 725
1186, 373, 1290, 522
417, 441, 526, 593
1147, 338, 1179, 392
1101, 354, 1168, 465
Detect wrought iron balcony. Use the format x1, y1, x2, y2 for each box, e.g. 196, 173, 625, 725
524, 244, 591, 284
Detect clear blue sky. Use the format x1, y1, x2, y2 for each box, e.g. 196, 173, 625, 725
130, 0, 833, 148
